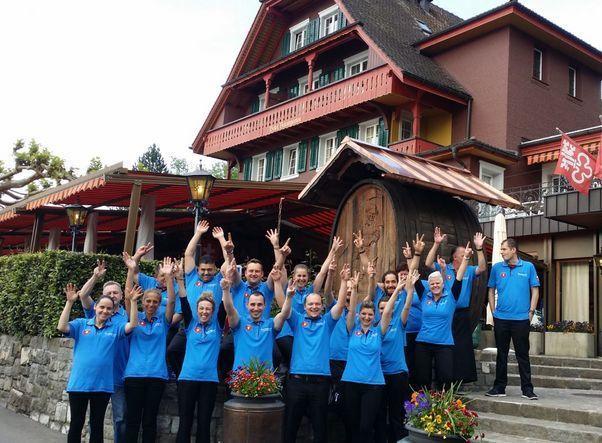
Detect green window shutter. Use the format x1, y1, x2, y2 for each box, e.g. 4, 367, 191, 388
250, 97, 260, 114
265, 151, 273, 181
281, 32, 291, 57
297, 141, 308, 173
288, 84, 299, 99
337, 10, 347, 30
309, 136, 319, 170
243, 158, 252, 180
332, 66, 345, 82
336, 128, 347, 145
378, 117, 389, 147
348, 124, 359, 139
307, 18, 319, 44
319, 72, 330, 88
273, 149, 283, 179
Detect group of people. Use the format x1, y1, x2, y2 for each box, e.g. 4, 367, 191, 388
59, 221, 540, 443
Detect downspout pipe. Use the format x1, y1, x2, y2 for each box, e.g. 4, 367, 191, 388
466, 98, 473, 139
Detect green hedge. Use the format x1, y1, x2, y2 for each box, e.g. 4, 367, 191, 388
0, 250, 157, 338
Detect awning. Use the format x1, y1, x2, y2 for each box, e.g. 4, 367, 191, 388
299, 137, 522, 209
520, 126, 601, 165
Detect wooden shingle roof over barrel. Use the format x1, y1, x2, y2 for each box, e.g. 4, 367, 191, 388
299, 137, 522, 210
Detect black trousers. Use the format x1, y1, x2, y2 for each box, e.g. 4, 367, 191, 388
167, 329, 187, 377
284, 375, 330, 443
414, 342, 453, 390
68, 391, 111, 443
344, 382, 384, 443
452, 309, 477, 384
404, 332, 418, 388
375, 372, 409, 443
176, 380, 218, 443
276, 335, 294, 370
493, 318, 533, 393
329, 360, 351, 443
124, 377, 166, 443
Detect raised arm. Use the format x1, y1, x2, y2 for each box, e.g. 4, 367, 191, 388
379, 273, 401, 334
410, 234, 425, 271
160, 257, 176, 323
363, 259, 377, 302
171, 258, 185, 325
269, 266, 286, 307
58, 284, 79, 333
473, 232, 487, 276
353, 231, 370, 270
274, 277, 293, 331
346, 270, 360, 334
328, 265, 347, 320
314, 236, 343, 293
125, 285, 142, 334
425, 227, 446, 270
402, 270, 419, 325
220, 275, 239, 329
322, 260, 337, 307
213, 227, 237, 279
265, 229, 290, 291
79, 260, 106, 310
184, 220, 210, 274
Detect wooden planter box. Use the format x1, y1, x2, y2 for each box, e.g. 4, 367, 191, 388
544, 332, 595, 358
478, 330, 543, 355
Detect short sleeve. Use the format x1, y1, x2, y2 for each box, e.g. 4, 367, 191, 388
487, 265, 497, 288
529, 264, 540, 287
468, 265, 478, 278
287, 310, 301, 332
185, 268, 198, 288
374, 286, 386, 307
117, 322, 127, 338
67, 319, 82, 338
324, 311, 337, 331
213, 273, 223, 284
434, 262, 442, 272
83, 303, 95, 319
138, 273, 156, 291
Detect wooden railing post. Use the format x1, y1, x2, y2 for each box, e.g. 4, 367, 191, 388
123, 181, 142, 255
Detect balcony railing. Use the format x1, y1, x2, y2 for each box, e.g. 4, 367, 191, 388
473, 179, 602, 221
203, 66, 394, 155
388, 137, 441, 155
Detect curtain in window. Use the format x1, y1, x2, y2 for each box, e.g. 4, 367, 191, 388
561, 262, 589, 322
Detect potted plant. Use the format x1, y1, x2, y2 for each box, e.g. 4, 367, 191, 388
404, 384, 484, 442
529, 322, 545, 355
545, 321, 595, 358
223, 358, 284, 443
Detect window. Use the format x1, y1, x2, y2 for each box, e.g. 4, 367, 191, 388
318, 132, 337, 168
533, 48, 543, 80
568, 66, 577, 97
415, 19, 432, 35
298, 70, 321, 95
289, 19, 309, 52
253, 154, 267, 182
319, 5, 340, 37
293, 30, 306, 50
364, 124, 380, 145
344, 51, 369, 77
479, 160, 504, 190
558, 260, 593, 322
400, 112, 413, 140
281, 145, 298, 179
324, 14, 339, 35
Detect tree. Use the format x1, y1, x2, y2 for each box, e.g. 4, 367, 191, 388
1, 139, 75, 208
136, 144, 168, 173
169, 157, 190, 175
201, 160, 237, 179
86, 156, 104, 174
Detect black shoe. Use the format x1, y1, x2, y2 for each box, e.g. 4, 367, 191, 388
522, 391, 538, 400
485, 387, 506, 397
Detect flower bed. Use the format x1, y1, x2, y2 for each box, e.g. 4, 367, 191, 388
225, 358, 281, 397
545, 321, 595, 358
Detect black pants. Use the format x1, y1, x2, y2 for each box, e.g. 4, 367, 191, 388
452, 309, 477, 384
329, 360, 351, 443
68, 391, 111, 443
493, 318, 533, 393
375, 372, 409, 443
176, 380, 218, 443
414, 342, 453, 390
344, 382, 384, 443
284, 375, 330, 443
404, 332, 418, 388
124, 377, 166, 443
276, 335, 294, 370
167, 329, 187, 377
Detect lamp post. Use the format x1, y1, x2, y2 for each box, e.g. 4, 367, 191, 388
65, 204, 88, 252
185, 169, 216, 262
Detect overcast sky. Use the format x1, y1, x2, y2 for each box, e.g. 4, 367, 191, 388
1, 0, 600, 175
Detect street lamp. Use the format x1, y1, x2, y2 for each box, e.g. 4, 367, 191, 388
185, 168, 216, 227
65, 204, 88, 252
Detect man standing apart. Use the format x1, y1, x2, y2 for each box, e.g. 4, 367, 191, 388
486, 238, 539, 400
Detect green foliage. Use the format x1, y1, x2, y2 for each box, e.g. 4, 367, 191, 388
0, 250, 156, 338
170, 157, 190, 175
136, 144, 168, 173
86, 156, 104, 174
202, 160, 230, 179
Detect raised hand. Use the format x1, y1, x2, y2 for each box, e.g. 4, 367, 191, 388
212, 226, 225, 239
328, 260, 337, 273
366, 259, 377, 279
413, 233, 425, 254
65, 283, 79, 302
437, 255, 446, 271
434, 227, 446, 245
173, 258, 184, 279
220, 278, 231, 290
93, 259, 106, 279
349, 271, 360, 288
473, 232, 486, 250
331, 236, 343, 253
223, 233, 235, 255
265, 228, 280, 248
270, 266, 283, 283
286, 278, 297, 297
402, 241, 412, 259
340, 263, 351, 281
129, 285, 144, 301
352, 231, 364, 250
134, 242, 154, 259
279, 238, 292, 257
409, 269, 420, 285
159, 257, 174, 276
226, 260, 238, 281
196, 220, 210, 235
464, 242, 474, 259
395, 275, 406, 292
122, 251, 137, 270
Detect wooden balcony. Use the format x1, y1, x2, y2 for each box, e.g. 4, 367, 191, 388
388, 137, 441, 155
203, 66, 394, 155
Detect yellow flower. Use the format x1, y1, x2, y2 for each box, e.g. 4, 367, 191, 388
436, 415, 442, 423
456, 399, 464, 408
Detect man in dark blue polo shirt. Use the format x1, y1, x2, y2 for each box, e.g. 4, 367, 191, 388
486, 238, 540, 400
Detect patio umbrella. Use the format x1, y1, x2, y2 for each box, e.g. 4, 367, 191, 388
487, 211, 507, 325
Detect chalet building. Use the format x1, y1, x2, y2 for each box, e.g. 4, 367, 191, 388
192, 0, 602, 353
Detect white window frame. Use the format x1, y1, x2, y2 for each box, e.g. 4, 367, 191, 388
289, 19, 310, 52
253, 154, 267, 182
479, 160, 505, 191
358, 118, 380, 145
568, 66, 577, 97
344, 50, 369, 77
257, 86, 280, 111
318, 131, 338, 169
400, 111, 413, 140
319, 5, 340, 38
281, 144, 299, 180
533, 48, 543, 81
298, 70, 322, 95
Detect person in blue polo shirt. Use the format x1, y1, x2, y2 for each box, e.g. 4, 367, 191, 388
283, 263, 347, 443
486, 237, 540, 400
407, 239, 470, 391
425, 227, 487, 385
58, 283, 140, 443
79, 263, 131, 443
342, 269, 398, 443
123, 257, 178, 443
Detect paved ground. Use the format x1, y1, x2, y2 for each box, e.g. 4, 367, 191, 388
0, 407, 63, 443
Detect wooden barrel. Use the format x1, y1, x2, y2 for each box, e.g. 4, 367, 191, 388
332, 179, 486, 329
223, 394, 285, 443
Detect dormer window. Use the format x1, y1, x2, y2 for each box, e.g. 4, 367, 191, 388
289, 19, 309, 52
319, 5, 341, 37
416, 20, 432, 35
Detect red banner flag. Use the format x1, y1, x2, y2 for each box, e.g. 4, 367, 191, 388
595, 131, 602, 178
553, 133, 595, 195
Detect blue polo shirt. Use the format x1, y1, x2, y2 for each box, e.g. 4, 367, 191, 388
124, 312, 170, 380
488, 259, 539, 320
185, 269, 223, 321
138, 272, 181, 314
232, 316, 276, 370
287, 310, 337, 376
415, 280, 460, 346
292, 283, 315, 314
179, 316, 222, 383
342, 320, 385, 385
84, 303, 129, 387
380, 293, 408, 375
405, 291, 422, 334
231, 280, 274, 321
434, 263, 478, 309
66, 318, 127, 393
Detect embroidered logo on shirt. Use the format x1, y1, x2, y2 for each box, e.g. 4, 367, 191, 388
195, 281, 201, 287
501, 272, 507, 278
446, 274, 452, 280
139, 321, 146, 326
244, 292, 250, 298
245, 325, 253, 332
427, 300, 432, 305
355, 330, 362, 336
83, 329, 91, 335
194, 326, 201, 333
302, 321, 309, 328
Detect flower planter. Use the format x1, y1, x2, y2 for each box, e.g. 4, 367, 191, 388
545, 332, 595, 358
479, 330, 543, 355
223, 393, 284, 443
405, 424, 465, 442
